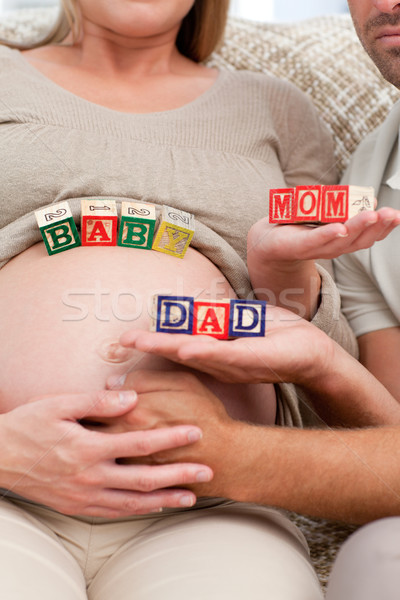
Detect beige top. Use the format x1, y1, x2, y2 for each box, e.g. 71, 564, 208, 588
0, 44, 356, 426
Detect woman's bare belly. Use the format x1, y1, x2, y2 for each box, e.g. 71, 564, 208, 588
0, 242, 276, 424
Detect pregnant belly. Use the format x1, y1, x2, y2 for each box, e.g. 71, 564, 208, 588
0, 242, 276, 423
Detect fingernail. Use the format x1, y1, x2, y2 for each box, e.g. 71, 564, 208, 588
119, 390, 137, 406
150, 508, 163, 514
180, 495, 195, 507
196, 470, 212, 483
108, 373, 127, 389
336, 232, 349, 238
187, 429, 202, 443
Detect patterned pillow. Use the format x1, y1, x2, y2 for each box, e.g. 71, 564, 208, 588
1, 9, 399, 176
211, 15, 400, 176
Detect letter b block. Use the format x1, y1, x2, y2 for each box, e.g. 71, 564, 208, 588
81, 199, 118, 246
35, 201, 81, 255
152, 206, 195, 259
118, 201, 156, 249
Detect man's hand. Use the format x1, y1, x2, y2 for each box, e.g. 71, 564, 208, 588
0, 390, 213, 517
103, 370, 239, 499
117, 305, 333, 386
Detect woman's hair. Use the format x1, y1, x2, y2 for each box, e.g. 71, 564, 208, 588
2, 0, 230, 61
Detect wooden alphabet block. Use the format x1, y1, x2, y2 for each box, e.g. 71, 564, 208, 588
118, 201, 156, 249
228, 299, 267, 337
294, 186, 322, 222
321, 185, 375, 222
81, 199, 118, 246
193, 300, 230, 339
269, 185, 375, 225
269, 188, 295, 223
35, 201, 81, 255
151, 295, 194, 334
150, 295, 267, 338
152, 206, 195, 258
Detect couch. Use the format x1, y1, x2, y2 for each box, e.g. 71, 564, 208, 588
1, 6, 398, 593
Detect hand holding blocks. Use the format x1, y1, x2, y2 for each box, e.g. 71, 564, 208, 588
269, 185, 375, 224
151, 295, 267, 338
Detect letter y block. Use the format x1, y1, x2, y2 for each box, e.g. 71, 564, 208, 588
152, 206, 195, 258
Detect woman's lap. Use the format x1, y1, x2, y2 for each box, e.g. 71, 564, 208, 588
0, 497, 322, 600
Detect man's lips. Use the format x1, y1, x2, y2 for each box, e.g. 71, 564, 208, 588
375, 26, 400, 43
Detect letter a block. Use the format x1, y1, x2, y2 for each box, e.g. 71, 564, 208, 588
228, 299, 267, 337
35, 201, 81, 255
193, 300, 230, 339
81, 199, 118, 246
152, 206, 195, 259
151, 295, 194, 334
118, 201, 156, 249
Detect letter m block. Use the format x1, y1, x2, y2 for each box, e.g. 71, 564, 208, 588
321, 186, 349, 222
35, 201, 81, 256
269, 188, 295, 223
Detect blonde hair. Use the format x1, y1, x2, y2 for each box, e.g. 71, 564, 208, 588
2, 0, 230, 61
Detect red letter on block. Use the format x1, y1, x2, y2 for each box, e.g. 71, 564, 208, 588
193, 301, 230, 339
293, 186, 322, 222
269, 188, 294, 223
321, 186, 349, 222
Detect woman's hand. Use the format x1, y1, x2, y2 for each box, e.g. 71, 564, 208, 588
248, 207, 400, 263
0, 390, 213, 517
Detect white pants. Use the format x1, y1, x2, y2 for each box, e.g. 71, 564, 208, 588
0, 497, 322, 600
326, 517, 400, 600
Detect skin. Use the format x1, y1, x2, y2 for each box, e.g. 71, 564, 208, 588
92, 312, 400, 524
247, 208, 400, 320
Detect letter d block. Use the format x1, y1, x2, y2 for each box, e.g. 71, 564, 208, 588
81, 199, 118, 246
152, 206, 195, 258
229, 299, 267, 338
151, 295, 194, 334
35, 201, 81, 256
193, 300, 230, 339
269, 188, 295, 223
118, 201, 156, 249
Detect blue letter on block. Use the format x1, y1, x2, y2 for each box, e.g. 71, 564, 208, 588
228, 300, 267, 337
155, 296, 194, 334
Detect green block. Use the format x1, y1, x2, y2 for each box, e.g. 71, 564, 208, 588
117, 217, 156, 249
40, 217, 81, 255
